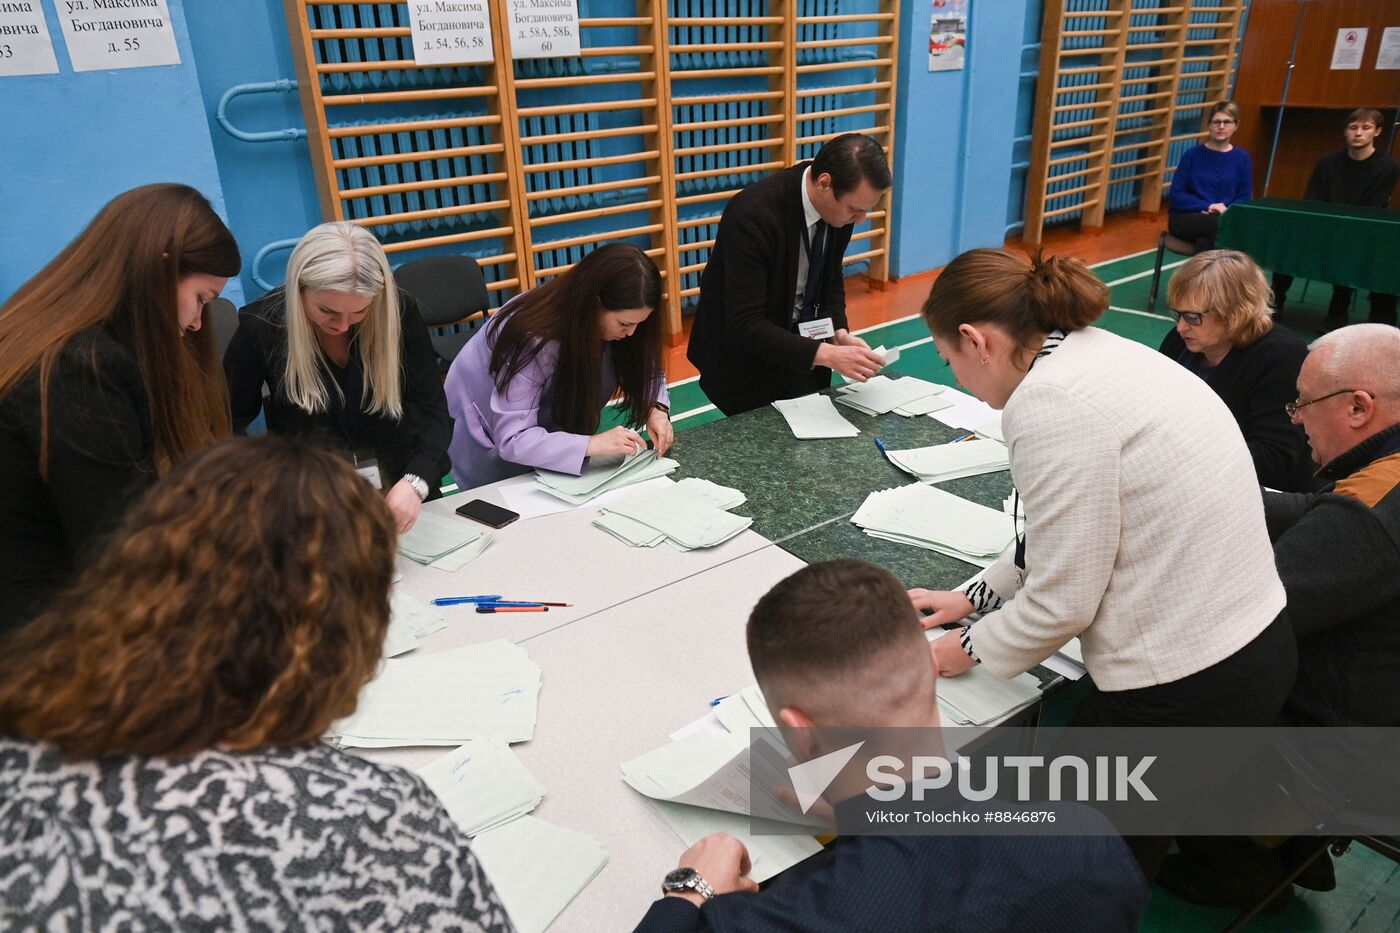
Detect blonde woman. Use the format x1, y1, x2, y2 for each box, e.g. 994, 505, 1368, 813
224, 223, 450, 531
1160, 249, 1313, 492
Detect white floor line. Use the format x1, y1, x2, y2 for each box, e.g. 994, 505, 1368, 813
1108, 305, 1173, 321
1105, 258, 1187, 287
672, 403, 717, 422
1092, 246, 1158, 266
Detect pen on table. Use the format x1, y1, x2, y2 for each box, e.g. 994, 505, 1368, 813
476, 606, 549, 614
474, 600, 545, 608
952, 433, 975, 443
874, 437, 892, 462
432, 595, 502, 606
709, 695, 730, 707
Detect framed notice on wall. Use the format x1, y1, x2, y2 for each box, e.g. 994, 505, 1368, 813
1329, 27, 1368, 71
929, 0, 967, 72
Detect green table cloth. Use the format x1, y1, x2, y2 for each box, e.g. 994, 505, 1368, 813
1216, 197, 1400, 295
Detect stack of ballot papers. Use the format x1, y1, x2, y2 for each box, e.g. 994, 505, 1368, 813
835, 375, 949, 416
381, 590, 447, 658
929, 386, 1004, 438
885, 438, 1010, 483
535, 449, 678, 505
593, 477, 751, 550
850, 483, 1016, 566
469, 816, 609, 933
332, 641, 541, 747
771, 394, 859, 439
398, 511, 494, 570
416, 740, 546, 836
933, 664, 1043, 725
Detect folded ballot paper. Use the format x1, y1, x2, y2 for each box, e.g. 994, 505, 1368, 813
593, 477, 751, 550
535, 449, 679, 505
771, 394, 860, 439
332, 641, 541, 747
931, 663, 1043, 725
835, 374, 949, 417
469, 816, 609, 933
885, 438, 1010, 484
381, 590, 448, 658
398, 511, 495, 570
850, 483, 1016, 567
416, 740, 546, 837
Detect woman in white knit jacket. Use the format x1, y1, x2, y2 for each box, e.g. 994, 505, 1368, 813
909, 249, 1297, 875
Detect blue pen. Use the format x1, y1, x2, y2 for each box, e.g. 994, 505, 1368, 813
475, 600, 545, 608
874, 437, 892, 462
432, 595, 502, 606
709, 695, 730, 707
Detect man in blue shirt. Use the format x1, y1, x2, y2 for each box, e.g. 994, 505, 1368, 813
632, 559, 1148, 933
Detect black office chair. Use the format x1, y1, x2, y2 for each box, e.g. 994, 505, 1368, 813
206, 297, 240, 361
393, 254, 491, 373
1146, 231, 1199, 315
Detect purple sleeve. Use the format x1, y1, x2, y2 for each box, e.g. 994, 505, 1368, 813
482, 343, 591, 475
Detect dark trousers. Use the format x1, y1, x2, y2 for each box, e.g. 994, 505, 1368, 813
1272, 272, 1398, 325
1168, 211, 1220, 252
1067, 613, 1298, 881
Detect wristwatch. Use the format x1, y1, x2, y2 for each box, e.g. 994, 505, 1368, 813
654, 401, 670, 414
661, 867, 715, 901
401, 473, 430, 501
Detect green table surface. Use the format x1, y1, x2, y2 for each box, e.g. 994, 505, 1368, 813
1216, 197, 1400, 295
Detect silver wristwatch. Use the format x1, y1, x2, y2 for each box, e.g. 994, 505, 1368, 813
401, 473, 429, 501
661, 867, 715, 901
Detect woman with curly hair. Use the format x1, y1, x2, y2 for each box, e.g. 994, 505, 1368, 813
0, 435, 512, 931
0, 183, 239, 639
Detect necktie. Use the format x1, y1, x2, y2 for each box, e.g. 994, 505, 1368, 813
800, 221, 827, 322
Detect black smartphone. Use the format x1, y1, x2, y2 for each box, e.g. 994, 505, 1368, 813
455, 498, 520, 528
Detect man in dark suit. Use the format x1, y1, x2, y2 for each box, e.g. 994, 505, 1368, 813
631, 560, 1149, 933
687, 134, 893, 416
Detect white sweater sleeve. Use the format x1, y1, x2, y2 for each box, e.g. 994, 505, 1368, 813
970, 383, 1122, 679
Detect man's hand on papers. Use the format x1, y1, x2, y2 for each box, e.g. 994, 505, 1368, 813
907, 588, 974, 629
669, 833, 760, 906
646, 407, 675, 457
815, 342, 887, 383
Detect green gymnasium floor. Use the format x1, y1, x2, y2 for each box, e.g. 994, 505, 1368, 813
457, 248, 1400, 931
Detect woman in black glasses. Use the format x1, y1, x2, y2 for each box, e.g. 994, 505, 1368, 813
1160, 249, 1314, 492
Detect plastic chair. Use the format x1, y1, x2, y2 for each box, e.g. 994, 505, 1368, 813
206, 297, 240, 361
1146, 231, 1199, 315
392, 254, 491, 372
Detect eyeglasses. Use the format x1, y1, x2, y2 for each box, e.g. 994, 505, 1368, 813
1170, 308, 1208, 326
1285, 388, 1361, 419
1209, 119, 1236, 127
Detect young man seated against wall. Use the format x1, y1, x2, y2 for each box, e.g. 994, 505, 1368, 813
631, 558, 1148, 933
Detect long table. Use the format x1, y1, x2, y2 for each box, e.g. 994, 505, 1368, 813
362, 376, 1036, 930
1217, 196, 1400, 295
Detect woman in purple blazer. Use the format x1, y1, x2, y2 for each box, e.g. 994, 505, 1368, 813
445, 243, 672, 490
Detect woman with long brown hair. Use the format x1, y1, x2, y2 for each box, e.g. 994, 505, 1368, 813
0, 183, 239, 639
0, 436, 512, 930
444, 241, 672, 489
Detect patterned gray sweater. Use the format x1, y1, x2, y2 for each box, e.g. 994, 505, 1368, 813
0, 739, 515, 931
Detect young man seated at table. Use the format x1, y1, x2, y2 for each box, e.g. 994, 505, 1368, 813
632, 559, 1148, 933
1271, 108, 1399, 331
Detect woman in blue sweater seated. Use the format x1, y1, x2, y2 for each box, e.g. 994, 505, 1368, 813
1169, 101, 1253, 251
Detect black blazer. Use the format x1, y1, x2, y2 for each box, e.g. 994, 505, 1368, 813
0, 326, 156, 639
686, 162, 854, 416
1160, 325, 1314, 492
225, 287, 452, 496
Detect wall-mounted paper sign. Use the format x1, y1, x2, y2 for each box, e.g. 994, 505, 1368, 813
507, 0, 581, 60
0, 2, 59, 76
1377, 26, 1400, 71
56, 0, 180, 72
1329, 26, 1368, 71
409, 0, 494, 65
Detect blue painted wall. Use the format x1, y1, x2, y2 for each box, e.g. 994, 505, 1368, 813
890, 0, 1035, 276
0, 0, 244, 305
